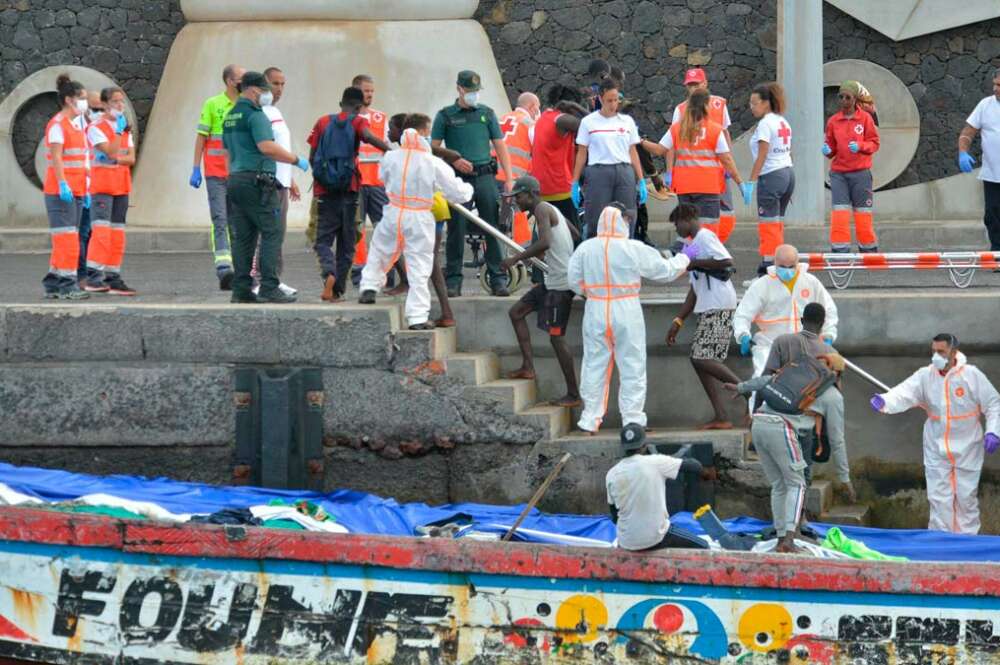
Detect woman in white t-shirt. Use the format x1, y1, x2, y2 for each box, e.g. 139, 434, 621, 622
747, 82, 795, 269
570, 79, 647, 238
666, 203, 742, 430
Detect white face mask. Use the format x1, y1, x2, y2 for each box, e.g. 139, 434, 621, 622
258, 91, 274, 107
74, 98, 89, 115
931, 353, 949, 371
420, 135, 431, 149
109, 107, 123, 118
86, 109, 103, 123
463, 91, 480, 106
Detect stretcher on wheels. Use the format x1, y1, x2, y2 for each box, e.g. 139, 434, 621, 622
805, 251, 1000, 289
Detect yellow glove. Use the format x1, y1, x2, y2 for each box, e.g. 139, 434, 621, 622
431, 192, 451, 222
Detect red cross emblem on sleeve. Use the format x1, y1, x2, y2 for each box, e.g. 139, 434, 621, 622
500, 116, 517, 138
778, 121, 791, 145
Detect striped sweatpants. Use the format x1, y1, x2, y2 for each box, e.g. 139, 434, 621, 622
752, 413, 807, 537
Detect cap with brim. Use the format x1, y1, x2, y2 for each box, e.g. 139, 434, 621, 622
504, 175, 541, 198
621, 423, 646, 452
240, 71, 270, 92
457, 70, 482, 91
684, 68, 707, 85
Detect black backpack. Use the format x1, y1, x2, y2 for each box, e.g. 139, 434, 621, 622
760, 341, 837, 415
312, 114, 357, 192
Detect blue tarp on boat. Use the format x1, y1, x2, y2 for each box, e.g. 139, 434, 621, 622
1, 462, 998, 562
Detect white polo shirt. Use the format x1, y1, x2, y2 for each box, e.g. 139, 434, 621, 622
967, 95, 1000, 183
749, 112, 793, 176
576, 111, 640, 165
687, 228, 738, 313
263, 104, 292, 188
606, 453, 683, 550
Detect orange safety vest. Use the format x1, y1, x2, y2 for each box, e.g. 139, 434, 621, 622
676, 95, 728, 191
670, 120, 724, 195
357, 109, 387, 187
90, 118, 132, 196
675, 95, 728, 128
495, 108, 534, 182
43, 112, 88, 196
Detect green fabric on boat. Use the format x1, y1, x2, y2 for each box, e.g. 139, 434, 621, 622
262, 518, 306, 531
822, 526, 908, 561
48, 504, 148, 521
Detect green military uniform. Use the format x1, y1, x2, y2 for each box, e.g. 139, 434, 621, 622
222, 94, 281, 301
432, 71, 506, 293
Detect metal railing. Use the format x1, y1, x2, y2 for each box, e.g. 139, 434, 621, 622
805, 252, 1000, 289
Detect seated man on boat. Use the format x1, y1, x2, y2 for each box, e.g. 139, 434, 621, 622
605, 424, 710, 550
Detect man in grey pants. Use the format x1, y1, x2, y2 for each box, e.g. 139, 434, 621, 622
728, 351, 848, 552
189, 64, 244, 290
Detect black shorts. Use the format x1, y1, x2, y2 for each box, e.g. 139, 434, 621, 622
519, 284, 574, 337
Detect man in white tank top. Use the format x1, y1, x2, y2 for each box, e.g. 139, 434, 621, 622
501, 175, 582, 407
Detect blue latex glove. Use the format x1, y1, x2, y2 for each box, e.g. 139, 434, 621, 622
740, 181, 755, 205
986, 433, 1000, 454
823, 337, 833, 346
739, 334, 752, 357
870, 394, 885, 413
958, 151, 976, 173
295, 156, 310, 172
189, 166, 202, 189
821, 143, 832, 156
682, 242, 699, 261
58, 180, 73, 203
663, 171, 672, 189
571, 181, 582, 208
848, 141, 860, 153
95, 150, 115, 165
636, 179, 648, 205
83, 193, 91, 209
115, 114, 128, 134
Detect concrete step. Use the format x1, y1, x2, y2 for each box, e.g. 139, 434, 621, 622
549, 427, 750, 464
444, 351, 500, 386
519, 403, 572, 440
820, 503, 871, 527
395, 325, 456, 360
807, 479, 833, 517
471, 378, 538, 413
644, 219, 987, 253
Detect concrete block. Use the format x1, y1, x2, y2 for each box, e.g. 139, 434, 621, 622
397, 326, 456, 360
148, 229, 212, 253
519, 404, 571, 440
4, 306, 145, 362
445, 352, 500, 386
0, 364, 233, 446
807, 479, 833, 516
471, 378, 537, 413
275, 307, 396, 367
139, 307, 284, 364
0, 229, 48, 253
821, 503, 871, 527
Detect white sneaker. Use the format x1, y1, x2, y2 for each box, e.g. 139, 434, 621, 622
278, 282, 298, 296
251, 285, 260, 295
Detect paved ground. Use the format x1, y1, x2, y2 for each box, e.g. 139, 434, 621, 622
2, 247, 1000, 306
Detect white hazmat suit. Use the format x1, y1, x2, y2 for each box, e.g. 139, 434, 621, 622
360, 129, 474, 326
733, 263, 838, 377
567, 206, 690, 432
875, 352, 1000, 534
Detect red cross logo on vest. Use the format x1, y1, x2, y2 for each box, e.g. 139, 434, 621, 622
778, 121, 791, 145
500, 115, 518, 139
712, 97, 723, 109
854, 124, 864, 135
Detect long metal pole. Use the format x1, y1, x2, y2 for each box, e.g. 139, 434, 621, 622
502, 452, 571, 542
842, 357, 891, 393
449, 203, 550, 273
